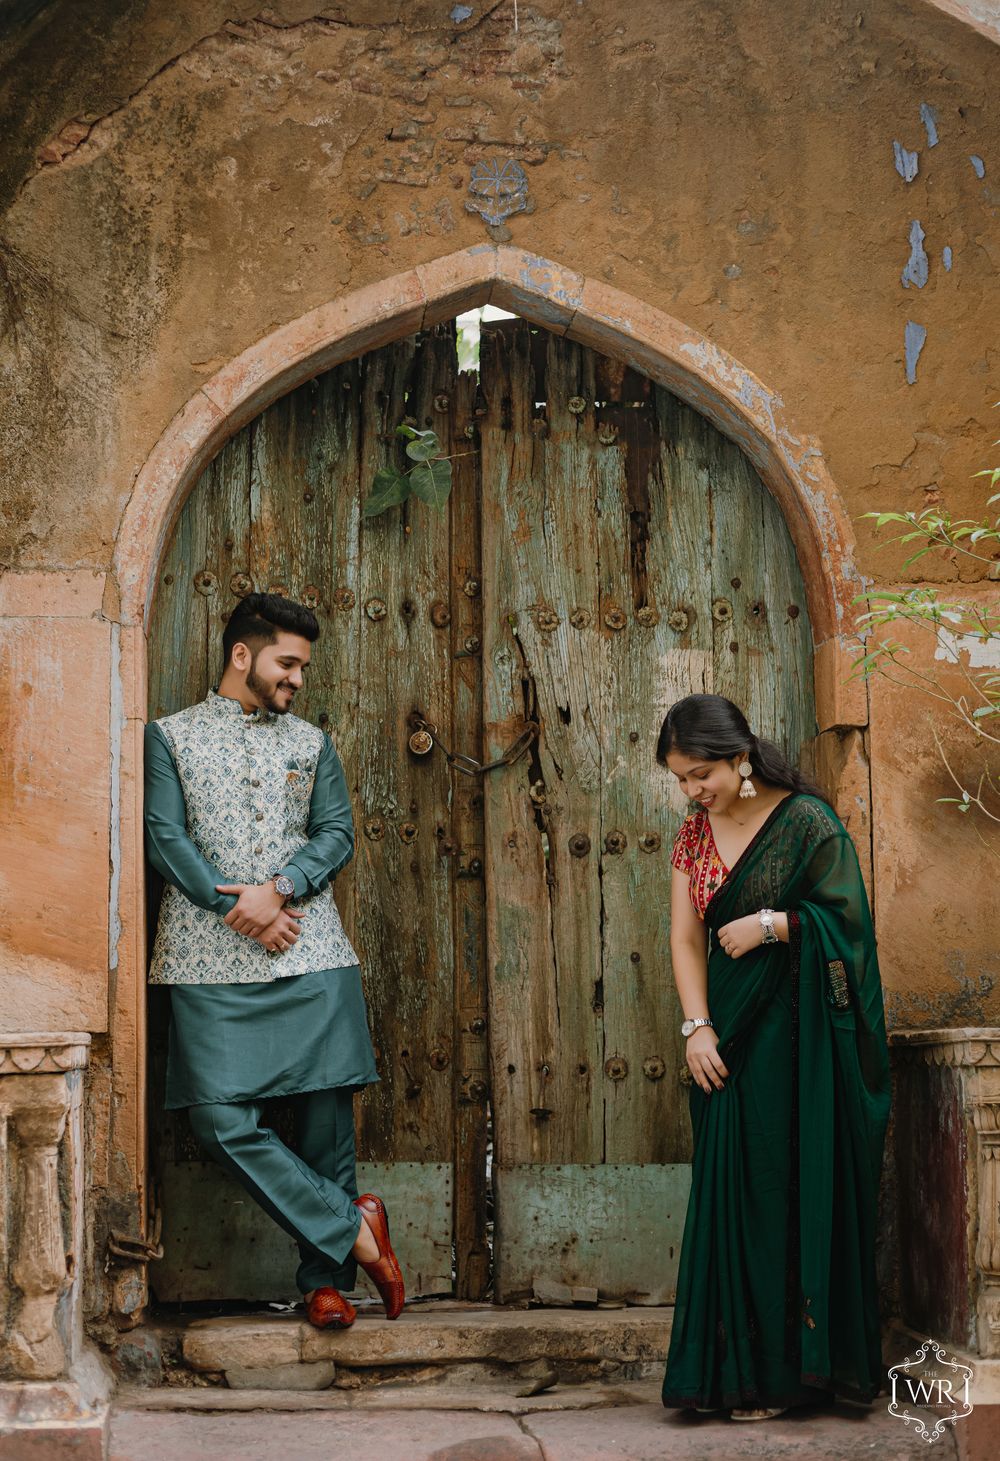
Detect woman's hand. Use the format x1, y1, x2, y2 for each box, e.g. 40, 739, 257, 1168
254, 907, 306, 952
686, 1026, 729, 1093
716, 913, 767, 958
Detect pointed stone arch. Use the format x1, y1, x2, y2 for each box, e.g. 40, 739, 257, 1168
115, 245, 864, 717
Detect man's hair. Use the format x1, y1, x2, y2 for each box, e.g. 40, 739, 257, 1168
222, 593, 320, 666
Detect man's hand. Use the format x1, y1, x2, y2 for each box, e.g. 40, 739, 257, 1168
217, 881, 289, 937
254, 907, 306, 953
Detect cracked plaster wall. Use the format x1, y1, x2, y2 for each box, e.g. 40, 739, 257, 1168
1, 0, 999, 1037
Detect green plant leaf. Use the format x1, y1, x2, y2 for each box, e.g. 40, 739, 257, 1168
405, 432, 441, 462
395, 423, 421, 441
363, 466, 411, 517
409, 457, 452, 508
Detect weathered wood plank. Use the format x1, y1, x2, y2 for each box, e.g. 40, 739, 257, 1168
353, 328, 456, 1191
201, 431, 252, 695
481, 321, 606, 1211
759, 472, 816, 756
148, 433, 221, 716
594, 374, 704, 1168
247, 362, 363, 939
448, 365, 491, 1299
705, 420, 815, 755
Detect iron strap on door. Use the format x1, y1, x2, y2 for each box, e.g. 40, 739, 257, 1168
408, 712, 538, 776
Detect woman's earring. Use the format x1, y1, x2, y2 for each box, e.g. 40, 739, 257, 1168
738, 758, 756, 799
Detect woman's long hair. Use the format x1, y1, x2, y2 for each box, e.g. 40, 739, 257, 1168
656, 693, 832, 807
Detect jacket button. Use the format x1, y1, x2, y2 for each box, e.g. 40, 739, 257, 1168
254, 844, 263, 855
255, 811, 264, 821
251, 778, 260, 787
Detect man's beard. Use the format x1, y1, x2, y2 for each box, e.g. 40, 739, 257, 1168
246, 663, 293, 715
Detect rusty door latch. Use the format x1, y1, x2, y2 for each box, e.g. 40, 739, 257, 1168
407, 712, 537, 776
106, 1200, 164, 1268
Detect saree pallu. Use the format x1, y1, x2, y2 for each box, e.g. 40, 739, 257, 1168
661, 793, 891, 1410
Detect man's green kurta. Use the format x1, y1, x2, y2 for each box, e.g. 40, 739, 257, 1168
144, 696, 378, 1110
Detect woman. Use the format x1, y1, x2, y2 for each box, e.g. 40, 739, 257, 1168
658, 694, 890, 1420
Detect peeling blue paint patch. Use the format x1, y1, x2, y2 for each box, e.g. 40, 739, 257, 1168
971, 154, 986, 179
893, 141, 919, 182
901, 219, 928, 289
943, 246, 953, 271
920, 103, 939, 147
451, 4, 474, 20
904, 321, 927, 384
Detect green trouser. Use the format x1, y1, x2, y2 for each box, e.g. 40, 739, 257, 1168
187, 1087, 364, 1295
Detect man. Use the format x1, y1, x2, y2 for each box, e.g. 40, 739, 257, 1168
144, 591, 404, 1328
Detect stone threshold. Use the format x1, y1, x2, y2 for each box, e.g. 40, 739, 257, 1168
180, 1302, 672, 1366
136, 1302, 673, 1395
116, 1377, 665, 1415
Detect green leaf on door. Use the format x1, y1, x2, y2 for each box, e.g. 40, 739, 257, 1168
404, 430, 442, 463
409, 457, 453, 508
363, 466, 410, 517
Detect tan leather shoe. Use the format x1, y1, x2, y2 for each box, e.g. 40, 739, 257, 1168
304, 1286, 357, 1329
353, 1193, 405, 1320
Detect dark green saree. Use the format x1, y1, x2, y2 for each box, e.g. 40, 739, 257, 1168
661, 793, 891, 1410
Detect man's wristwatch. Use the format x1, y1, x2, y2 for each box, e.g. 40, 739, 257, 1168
272, 875, 295, 899
681, 1017, 714, 1038
758, 908, 778, 944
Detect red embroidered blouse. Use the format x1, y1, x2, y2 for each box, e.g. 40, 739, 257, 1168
671, 809, 730, 920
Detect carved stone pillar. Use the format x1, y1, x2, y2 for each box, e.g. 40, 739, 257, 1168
891, 1028, 1000, 1359
0, 1034, 110, 1457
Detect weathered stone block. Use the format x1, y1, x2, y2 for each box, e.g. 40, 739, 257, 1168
299, 1308, 672, 1367
183, 1318, 304, 1372
224, 1360, 336, 1391
531, 1280, 574, 1308
111, 1328, 163, 1388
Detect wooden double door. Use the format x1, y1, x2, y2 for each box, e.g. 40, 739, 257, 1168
147, 319, 816, 1305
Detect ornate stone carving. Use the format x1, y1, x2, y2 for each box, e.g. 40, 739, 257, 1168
0, 1035, 91, 1076
3, 1085, 70, 1378
892, 1028, 1000, 1068
465, 158, 530, 228
0, 1034, 90, 1382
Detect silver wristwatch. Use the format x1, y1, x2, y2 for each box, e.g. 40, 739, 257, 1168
681, 1017, 714, 1038
758, 908, 778, 944
272, 874, 295, 899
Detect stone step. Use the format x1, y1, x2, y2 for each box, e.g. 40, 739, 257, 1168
165, 1302, 673, 1394
117, 1376, 665, 1414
